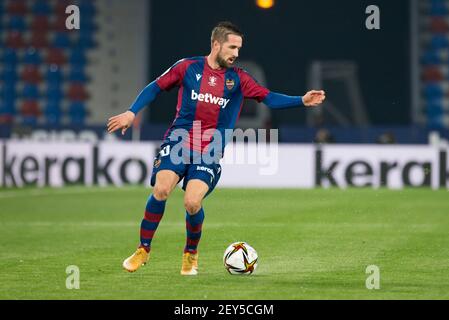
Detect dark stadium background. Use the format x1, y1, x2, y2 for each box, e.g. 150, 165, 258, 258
149, 0, 410, 127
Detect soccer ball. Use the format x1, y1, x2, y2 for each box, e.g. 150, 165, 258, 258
223, 242, 258, 275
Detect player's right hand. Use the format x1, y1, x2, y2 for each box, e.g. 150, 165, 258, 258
107, 111, 135, 135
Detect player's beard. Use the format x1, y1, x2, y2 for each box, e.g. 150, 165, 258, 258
216, 55, 230, 69
216, 49, 233, 69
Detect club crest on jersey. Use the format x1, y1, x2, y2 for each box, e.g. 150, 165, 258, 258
208, 76, 217, 87
226, 79, 235, 90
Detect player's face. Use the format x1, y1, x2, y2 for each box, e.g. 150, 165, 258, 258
216, 34, 242, 68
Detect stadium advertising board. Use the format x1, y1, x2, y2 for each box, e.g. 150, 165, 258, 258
316, 145, 449, 189
0, 141, 155, 187
0, 141, 447, 189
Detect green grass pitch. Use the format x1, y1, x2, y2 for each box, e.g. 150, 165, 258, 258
1, 187, 448, 299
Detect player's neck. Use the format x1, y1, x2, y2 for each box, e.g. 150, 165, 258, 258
206, 54, 222, 71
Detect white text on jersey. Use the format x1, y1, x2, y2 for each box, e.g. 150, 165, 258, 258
191, 90, 230, 108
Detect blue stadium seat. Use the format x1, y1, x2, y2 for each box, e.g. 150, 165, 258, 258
1, 83, 16, 101
80, 17, 98, 31
427, 115, 445, 129
46, 83, 64, 102
44, 100, 62, 125
0, 65, 18, 83
32, 0, 52, 15
1, 49, 18, 65
0, 99, 16, 114
0, 101, 16, 115
79, 25, 96, 37
79, 1, 97, 16
7, 16, 27, 32
431, 1, 449, 16
1, 95, 16, 109
77, 33, 97, 48
68, 66, 88, 83
69, 48, 88, 66
21, 116, 38, 126
68, 101, 87, 124
22, 84, 40, 99
53, 32, 72, 48
426, 101, 444, 127
23, 48, 43, 65
0, 100, 16, 123
46, 65, 64, 84
421, 50, 441, 65
424, 84, 444, 99
430, 35, 449, 49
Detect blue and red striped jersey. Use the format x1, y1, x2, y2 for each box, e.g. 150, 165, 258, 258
156, 56, 270, 153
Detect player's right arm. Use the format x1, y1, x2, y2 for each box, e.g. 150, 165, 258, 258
107, 81, 161, 135
107, 59, 187, 135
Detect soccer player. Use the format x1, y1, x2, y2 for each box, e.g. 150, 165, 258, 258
107, 21, 325, 275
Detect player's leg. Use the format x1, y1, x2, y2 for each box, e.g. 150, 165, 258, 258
139, 170, 179, 249
123, 141, 186, 272
180, 162, 222, 275
123, 170, 180, 272
184, 179, 209, 250
181, 179, 209, 276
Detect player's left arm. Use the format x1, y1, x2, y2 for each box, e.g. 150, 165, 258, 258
264, 90, 326, 108
239, 69, 325, 108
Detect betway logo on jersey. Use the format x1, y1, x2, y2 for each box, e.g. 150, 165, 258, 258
191, 90, 230, 108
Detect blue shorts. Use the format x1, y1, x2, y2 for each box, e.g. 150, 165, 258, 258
150, 143, 222, 197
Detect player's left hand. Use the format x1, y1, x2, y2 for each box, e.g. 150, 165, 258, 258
107, 111, 135, 135
302, 90, 326, 107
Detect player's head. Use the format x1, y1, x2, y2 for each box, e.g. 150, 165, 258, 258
210, 21, 243, 68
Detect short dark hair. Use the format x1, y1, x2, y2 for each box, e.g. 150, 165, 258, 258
211, 21, 244, 46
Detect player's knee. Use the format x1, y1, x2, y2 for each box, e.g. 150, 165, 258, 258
153, 184, 171, 201
184, 197, 202, 215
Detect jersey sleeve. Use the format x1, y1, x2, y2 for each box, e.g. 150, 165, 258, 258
156, 59, 189, 91
238, 69, 270, 102
262, 92, 303, 109
128, 81, 162, 115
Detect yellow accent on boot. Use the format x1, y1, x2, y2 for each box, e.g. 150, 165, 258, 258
181, 252, 198, 275
122, 247, 149, 272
